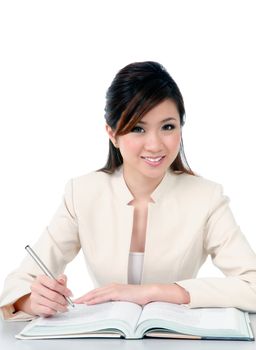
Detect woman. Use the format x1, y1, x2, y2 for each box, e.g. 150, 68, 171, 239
1, 61, 256, 320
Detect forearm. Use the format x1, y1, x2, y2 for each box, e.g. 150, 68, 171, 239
151, 283, 190, 304
176, 276, 256, 311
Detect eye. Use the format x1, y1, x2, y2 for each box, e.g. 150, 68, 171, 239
130, 126, 145, 133
162, 124, 175, 131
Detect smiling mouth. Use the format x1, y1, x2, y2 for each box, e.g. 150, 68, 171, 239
141, 156, 165, 163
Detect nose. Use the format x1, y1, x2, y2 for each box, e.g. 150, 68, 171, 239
144, 131, 163, 153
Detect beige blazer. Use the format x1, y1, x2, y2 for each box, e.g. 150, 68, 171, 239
1, 166, 256, 320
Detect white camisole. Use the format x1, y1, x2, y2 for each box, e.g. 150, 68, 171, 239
128, 252, 144, 284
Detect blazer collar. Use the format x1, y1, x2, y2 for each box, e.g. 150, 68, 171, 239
111, 165, 177, 205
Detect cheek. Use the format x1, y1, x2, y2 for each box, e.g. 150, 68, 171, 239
166, 133, 181, 151
119, 138, 142, 155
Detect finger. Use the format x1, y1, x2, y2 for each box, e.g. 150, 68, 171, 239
34, 305, 56, 318
57, 274, 67, 286
57, 274, 74, 297
73, 284, 117, 304
82, 285, 114, 299
82, 290, 109, 301
85, 285, 118, 300
84, 284, 132, 304
75, 289, 117, 304
31, 296, 68, 317
37, 275, 72, 297
73, 290, 105, 303
86, 294, 116, 305
73, 296, 86, 304
73, 292, 102, 304
73, 287, 103, 303
31, 283, 68, 306
36, 295, 68, 313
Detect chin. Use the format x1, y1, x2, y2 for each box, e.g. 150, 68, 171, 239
140, 168, 168, 180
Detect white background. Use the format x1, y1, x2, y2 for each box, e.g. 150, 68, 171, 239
0, 0, 255, 298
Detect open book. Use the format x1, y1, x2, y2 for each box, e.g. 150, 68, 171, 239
16, 301, 254, 340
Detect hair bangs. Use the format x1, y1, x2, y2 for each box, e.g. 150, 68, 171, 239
115, 80, 175, 136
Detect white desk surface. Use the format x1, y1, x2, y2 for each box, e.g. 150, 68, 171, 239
1, 314, 256, 350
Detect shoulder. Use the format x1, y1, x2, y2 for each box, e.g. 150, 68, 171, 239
73, 170, 111, 186
175, 172, 220, 189
166, 172, 227, 217
61, 170, 115, 212
171, 171, 223, 201
70, 170, 112, 198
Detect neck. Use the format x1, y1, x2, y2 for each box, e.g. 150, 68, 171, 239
123, 165, 165, 201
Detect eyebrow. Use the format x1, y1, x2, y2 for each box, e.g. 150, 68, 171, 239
137, 117, 178, 125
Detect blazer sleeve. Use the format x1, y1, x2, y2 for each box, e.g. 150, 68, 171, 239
0, 179, 80, 320
176, 184, 256, 312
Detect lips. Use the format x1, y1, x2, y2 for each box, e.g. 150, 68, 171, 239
141, 156, 166, 166
141, 156, 164, 162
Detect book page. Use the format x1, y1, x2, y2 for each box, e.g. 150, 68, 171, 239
35, 301, 142, 327
20, 301, 142, 337
138, 302, 242, 330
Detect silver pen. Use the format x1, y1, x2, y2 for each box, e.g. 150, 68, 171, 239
25, 245, 75, 308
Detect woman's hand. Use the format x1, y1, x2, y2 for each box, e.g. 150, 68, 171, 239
74, 283, 156, 306
29, 274, 73, 317
74, 283, 190, 306
15, 274, 73, 317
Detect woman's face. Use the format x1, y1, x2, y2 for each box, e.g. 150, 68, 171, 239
107, 99, 181, 181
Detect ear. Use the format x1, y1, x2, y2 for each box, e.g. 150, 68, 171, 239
105, 124, 118, 147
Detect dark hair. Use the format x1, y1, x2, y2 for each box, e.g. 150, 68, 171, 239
98, 61, 195, 176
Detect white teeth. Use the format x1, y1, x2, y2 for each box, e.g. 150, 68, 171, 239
144, 157, 163, 162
